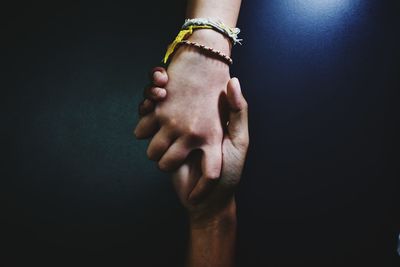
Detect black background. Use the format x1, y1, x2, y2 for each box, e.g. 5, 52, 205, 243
2, 0, 399, 266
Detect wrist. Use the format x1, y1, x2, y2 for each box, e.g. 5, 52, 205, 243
167, 42, 231, 91
188, 29, 232, 56
170, 42, 231, 73
189, 197, 237, 230
187, 198, 237, 267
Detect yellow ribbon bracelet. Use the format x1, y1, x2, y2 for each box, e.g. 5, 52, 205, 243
162, 25, 212, 64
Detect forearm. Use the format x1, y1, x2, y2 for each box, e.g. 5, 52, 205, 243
187, 199, 237, 267
186, 0, 242, 27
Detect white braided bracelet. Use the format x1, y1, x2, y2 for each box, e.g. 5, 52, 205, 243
182, 18, 242, 45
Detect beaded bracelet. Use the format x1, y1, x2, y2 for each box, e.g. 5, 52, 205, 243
178, 40, 233, 65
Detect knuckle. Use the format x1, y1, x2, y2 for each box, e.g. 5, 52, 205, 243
187, 130, 202, 140
185, 126, 203, 140
187, 125, 220, 139
167, 118, 179, 129
185, 126, 222, 147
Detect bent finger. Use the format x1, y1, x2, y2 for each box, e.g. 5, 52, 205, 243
134, 114, 159, 139
188, 146, 222, 203
138, 99, 155, 117
158, 137, 192, 172
147, 128, 175, 162
144, 86, 167, 102
171, 151, 202, 204
152, 68, 168, 87
148, 67, 168, 87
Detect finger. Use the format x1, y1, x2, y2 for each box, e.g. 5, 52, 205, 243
226, 78, 249, 148
134, 114, 159, 139
152, 68, 168, 87
148, 67, 168, 87
158, 137, 192, 172
147, 128, 175, 162
138, 99, 155, 117
144, 86, 167, 101
171, 151, 202, 205
188, 146, 222, 203
143, 67, 168, 101
172, 162, 192, 204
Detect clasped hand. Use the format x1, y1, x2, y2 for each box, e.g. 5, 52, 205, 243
134, 50, 248, 221
135, 63, 249, 222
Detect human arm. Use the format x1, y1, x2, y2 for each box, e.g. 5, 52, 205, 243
134, 0, 243, 197
175, 77, 248, 267
138, 68, 249, 267
187, 197, 237, 267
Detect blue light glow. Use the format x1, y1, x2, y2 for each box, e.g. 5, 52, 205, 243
296, 0, 352, 16
255, 0, 364, 49
280, 0, 362, 29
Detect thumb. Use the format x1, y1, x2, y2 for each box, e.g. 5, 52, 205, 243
226, 78, 249, 148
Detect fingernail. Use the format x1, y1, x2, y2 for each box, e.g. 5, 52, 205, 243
232, 77, 241, 91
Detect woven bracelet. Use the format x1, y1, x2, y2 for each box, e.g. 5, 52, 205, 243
182, 18, 242, 45
178, 40, 233, 65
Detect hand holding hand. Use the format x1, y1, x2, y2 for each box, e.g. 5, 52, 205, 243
135, 32, 232, 195
137, 67, 249, 226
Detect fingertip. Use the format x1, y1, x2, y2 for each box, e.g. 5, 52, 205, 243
150, 87, 167, 99
230, 77, 241, 92
134, 115, 159, 140
227, 77, 246, 111
133, 127, 141, 139
152, 69, 168, 87
157, 88, 167, 98
152, 70, 161, 81
134, 127, 146, 140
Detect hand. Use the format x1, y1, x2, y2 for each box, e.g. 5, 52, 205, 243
174, 76, 248, 226
137, 67, 249, 226
134, 31, 232, 196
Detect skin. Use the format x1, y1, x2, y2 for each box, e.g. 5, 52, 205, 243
134, 0, 242, 200
137, 68, 249, 267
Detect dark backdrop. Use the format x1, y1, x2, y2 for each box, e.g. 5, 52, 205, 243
2, 0, 399, 266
